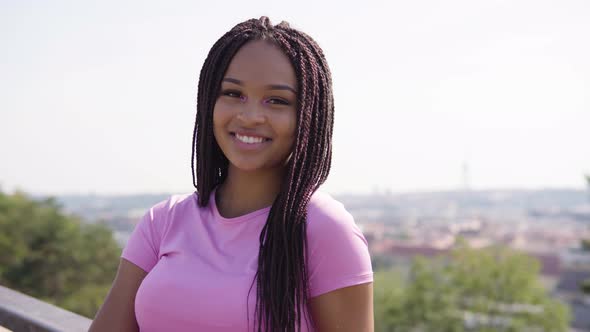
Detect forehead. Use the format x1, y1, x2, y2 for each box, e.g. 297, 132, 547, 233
224, 40, 296, 87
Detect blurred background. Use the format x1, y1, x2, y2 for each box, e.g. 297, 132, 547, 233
1, 0, 589, 331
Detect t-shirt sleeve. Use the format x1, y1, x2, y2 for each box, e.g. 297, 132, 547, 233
121, 200, 169, 273
306, 197, 374, 298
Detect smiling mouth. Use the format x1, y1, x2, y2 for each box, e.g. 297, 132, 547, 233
231, 132, 272, 144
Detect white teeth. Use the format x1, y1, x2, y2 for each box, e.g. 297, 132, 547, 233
235, 134, 265, 144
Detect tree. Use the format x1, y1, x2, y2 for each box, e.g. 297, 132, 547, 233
373, 244, 571, 331
0, 190, 121, 318
373, 269, 408, 332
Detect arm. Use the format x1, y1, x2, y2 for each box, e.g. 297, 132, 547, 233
88, 258, 148, 332
309, 282, 374, 332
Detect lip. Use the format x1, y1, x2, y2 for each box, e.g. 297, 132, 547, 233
231, 130, 272, 140
230, 132, 272, 151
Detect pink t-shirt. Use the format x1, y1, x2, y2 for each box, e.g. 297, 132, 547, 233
121, 188, 373, 332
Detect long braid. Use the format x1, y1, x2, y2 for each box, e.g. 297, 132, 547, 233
191, 17, 335, 331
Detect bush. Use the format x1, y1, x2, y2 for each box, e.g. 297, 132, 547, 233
0, 190, 121, 318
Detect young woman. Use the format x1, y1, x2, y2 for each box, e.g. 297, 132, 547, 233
89, 17, 373, 332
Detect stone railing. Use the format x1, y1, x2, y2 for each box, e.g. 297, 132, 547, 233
0, 285, 91, 332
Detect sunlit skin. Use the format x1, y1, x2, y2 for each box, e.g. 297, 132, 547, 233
213, 39, 297, 218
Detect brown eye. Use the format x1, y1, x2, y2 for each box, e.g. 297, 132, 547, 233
265, 97, 290, 105
221, 90, 242, 98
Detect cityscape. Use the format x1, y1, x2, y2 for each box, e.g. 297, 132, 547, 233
54, 187, 590, 331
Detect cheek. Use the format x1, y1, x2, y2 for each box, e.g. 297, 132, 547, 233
213, 104, 229, 130
276, 111, 297, 139
212, 107, 228, 146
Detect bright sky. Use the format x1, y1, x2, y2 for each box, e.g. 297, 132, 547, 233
1, 0, 589, 195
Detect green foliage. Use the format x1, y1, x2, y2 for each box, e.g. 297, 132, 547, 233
580, 279, 590, 295
0, 190, 121, 318
373, 269, 408, 332
374, 244, 571, 331
581, 239, 590, 251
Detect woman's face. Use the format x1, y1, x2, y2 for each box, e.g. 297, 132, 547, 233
213, 40, 297, 174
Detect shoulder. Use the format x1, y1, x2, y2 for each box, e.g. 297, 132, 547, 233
306, 190, 355, 232
305, 191, 373, 298
122, 192, 199, 272
306, 190, 366, 248
143, 192, 199, 230
149, 192, 198, 215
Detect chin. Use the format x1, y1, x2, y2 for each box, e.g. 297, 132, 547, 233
228, 160, 267, 173
228, 159, 285, 174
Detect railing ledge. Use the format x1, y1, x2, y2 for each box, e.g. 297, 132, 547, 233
0, 284, 91, 332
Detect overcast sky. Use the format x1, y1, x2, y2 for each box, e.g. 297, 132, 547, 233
1, 0, 589, 195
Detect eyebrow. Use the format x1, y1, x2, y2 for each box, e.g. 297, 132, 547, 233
222, 77, 297, 94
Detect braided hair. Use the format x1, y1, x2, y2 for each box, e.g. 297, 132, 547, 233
191, 16, 334, 332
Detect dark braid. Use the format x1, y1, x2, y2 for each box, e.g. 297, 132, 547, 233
191, 17, 334, 332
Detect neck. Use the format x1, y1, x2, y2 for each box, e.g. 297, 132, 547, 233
216, 165, 285, 218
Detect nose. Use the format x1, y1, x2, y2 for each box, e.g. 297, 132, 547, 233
236, 101, 266, 126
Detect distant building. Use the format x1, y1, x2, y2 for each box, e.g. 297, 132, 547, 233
561, 249, 590, 268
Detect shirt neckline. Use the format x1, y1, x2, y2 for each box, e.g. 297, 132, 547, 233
210, 187, 272, 224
